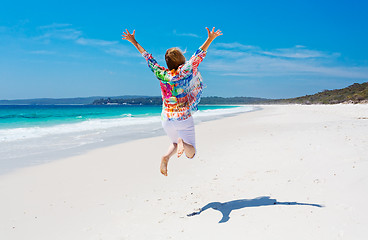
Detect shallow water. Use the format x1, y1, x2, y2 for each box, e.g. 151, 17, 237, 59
0, 105, 256, 174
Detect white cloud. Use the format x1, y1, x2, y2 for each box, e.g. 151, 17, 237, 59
104, 69, 116, 75
35, 28, 82, 40
204, 43, 368, 79
105, 46, 141, 57
260, 46, 338, 59
211, 49, 249, 58
76, 38, 118, 46
28, 50, 56, 55
39, 23, 72, 29
215, 42, 256, 50
173, 30, 200, 38
32, 23, 137, 57
214, 42, 335, 59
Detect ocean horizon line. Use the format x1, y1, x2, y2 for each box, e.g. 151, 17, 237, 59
0, 95, 270, 106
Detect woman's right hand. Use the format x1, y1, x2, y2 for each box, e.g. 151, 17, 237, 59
200, 27, 223, 51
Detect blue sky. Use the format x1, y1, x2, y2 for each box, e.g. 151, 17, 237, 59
1, 0, 368, 99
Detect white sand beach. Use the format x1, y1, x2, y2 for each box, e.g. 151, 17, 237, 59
0, 104, 367, 240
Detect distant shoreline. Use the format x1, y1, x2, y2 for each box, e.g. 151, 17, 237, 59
2, 81, 366, 105
0, 96, 270, 106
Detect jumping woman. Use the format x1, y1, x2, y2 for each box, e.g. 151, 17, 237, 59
122, 27, 222, 176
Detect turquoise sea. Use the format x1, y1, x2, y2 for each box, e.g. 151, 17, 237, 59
0, 104, 256, 174
0, 105, 238, 130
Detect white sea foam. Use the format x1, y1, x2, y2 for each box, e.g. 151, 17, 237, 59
196, 105, 255, 117
0, 105, 254, 142
0, 116, 161, 142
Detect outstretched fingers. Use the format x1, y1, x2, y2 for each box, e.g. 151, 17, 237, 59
206, 27, 217, 34
215, 29, 223, 36
122, 29, 136, 41
205, 27, 223, 39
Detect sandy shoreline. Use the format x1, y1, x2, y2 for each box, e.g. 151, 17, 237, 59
1, 104, 367, 239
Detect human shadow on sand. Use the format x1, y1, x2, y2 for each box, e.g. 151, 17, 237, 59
187, 196, 323, 223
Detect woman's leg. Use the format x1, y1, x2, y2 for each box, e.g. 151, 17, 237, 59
176, 116, 196, 159
177, 138, 196, 158
161, 119, 179, 176
160, 143, 177, 176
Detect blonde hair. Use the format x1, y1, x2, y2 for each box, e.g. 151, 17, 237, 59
165, 47, 186, 70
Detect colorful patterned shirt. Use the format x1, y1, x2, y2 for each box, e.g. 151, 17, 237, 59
142, 48, 207, 120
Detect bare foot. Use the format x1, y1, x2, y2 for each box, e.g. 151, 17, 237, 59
160, 156, 169, 176
177, 138, 184, 158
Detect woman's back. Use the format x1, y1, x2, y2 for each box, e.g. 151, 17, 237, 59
142, 48, 207, 120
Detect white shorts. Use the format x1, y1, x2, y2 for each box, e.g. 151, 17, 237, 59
162, 116, 196, 149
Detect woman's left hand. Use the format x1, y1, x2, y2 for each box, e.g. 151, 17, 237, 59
206, 27, 223, 40
122, 29, 136, 43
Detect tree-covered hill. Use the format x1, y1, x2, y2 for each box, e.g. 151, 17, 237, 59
268, 82, 368, 104
92, 82, 368, 105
